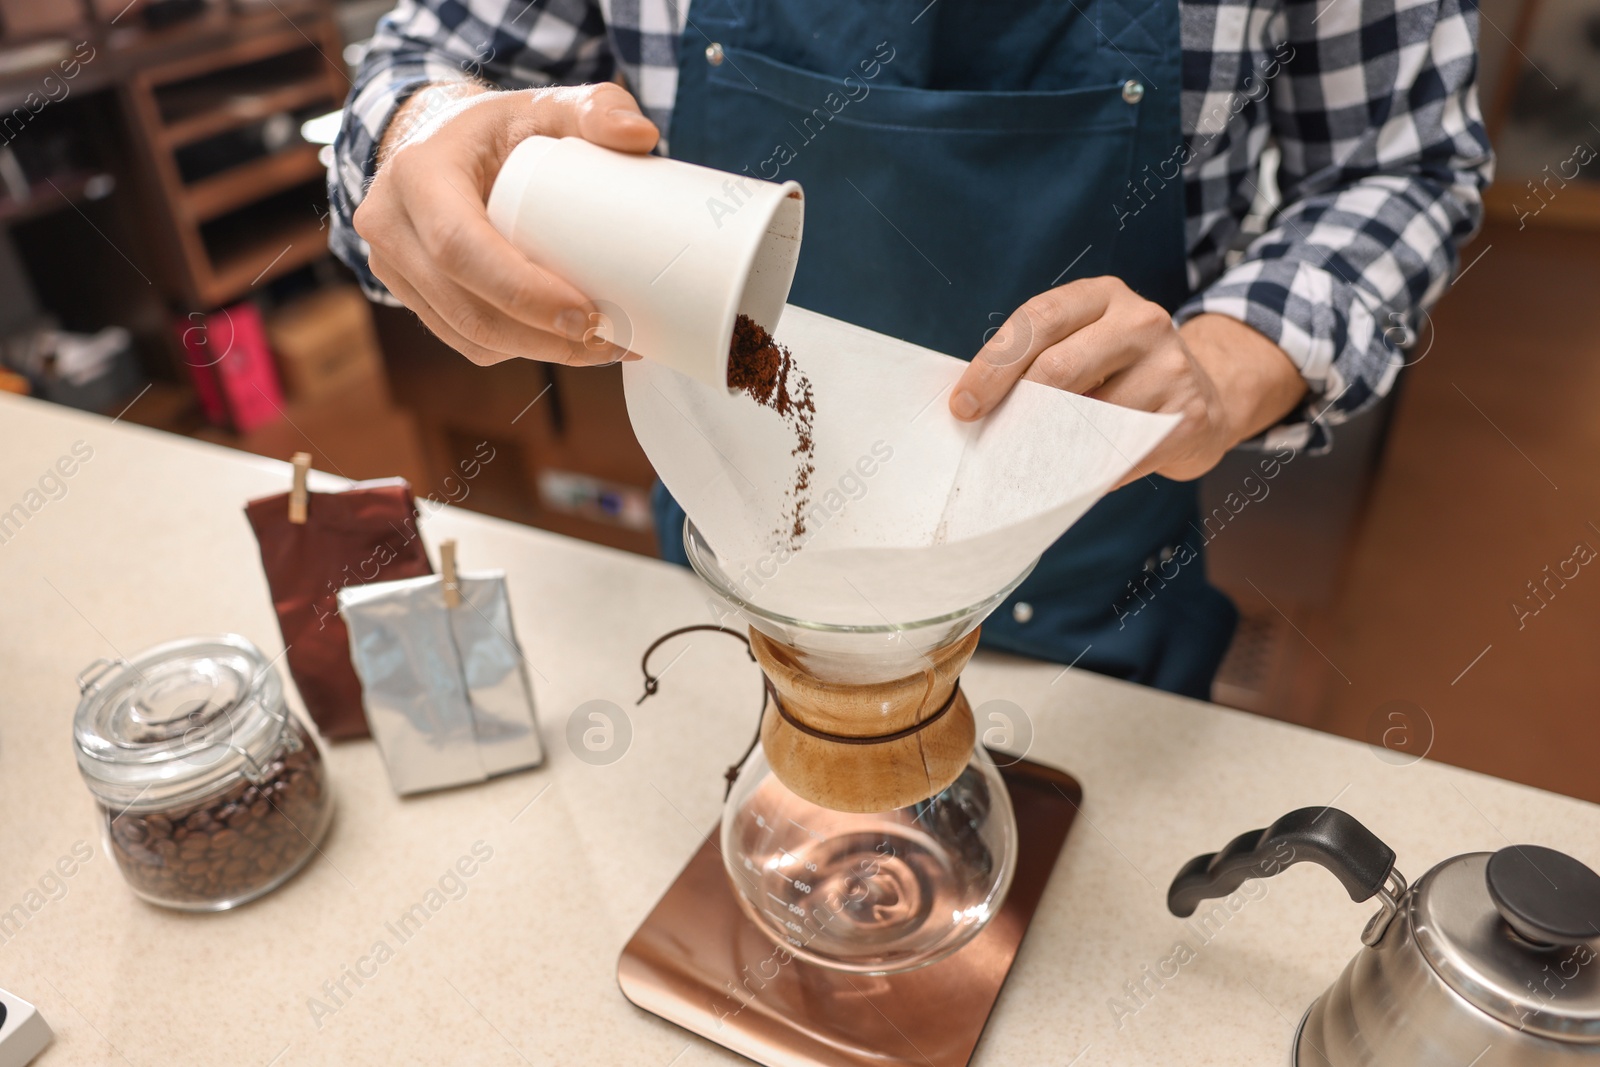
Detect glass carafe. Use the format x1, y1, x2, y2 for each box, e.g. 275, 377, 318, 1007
685, 521, 1030, 974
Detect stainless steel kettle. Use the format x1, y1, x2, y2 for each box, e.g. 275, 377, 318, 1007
1168, 808, 1600, 1066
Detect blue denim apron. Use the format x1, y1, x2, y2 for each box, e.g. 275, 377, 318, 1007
654, 0, 1237, 698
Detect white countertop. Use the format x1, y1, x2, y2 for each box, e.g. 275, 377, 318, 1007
1, 391, 1595, 1067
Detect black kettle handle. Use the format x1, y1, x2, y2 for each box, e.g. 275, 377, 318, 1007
1168, 808, 1396, 918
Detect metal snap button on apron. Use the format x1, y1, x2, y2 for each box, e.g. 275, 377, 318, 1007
705, 43, 724, 66
1122, 79, 1144, 104
1012, 602, 1034, 624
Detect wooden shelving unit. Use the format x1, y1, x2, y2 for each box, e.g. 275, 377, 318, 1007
0, 169, 103, 226
162, 76, 333, 148
116, 3, 346, 308
185, 141, 325, 221
203, 195, 327, 297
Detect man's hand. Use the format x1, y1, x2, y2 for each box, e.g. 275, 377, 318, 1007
949, 277, 1306, 486
354, 82, 659, 367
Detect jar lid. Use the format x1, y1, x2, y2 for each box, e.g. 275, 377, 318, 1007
73, 634, 289, 809
1412, 852, 1600, 1042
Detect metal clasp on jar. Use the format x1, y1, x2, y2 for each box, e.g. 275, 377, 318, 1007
223, 691, 304, 783
76, 657, 125, 693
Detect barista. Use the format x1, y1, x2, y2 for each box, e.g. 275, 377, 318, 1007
331, 0, 1491, 698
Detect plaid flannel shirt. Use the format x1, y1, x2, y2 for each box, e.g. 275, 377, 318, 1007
330, 0, 1493, 449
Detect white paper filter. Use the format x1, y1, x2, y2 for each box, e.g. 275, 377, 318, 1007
623, 305, 1179, 625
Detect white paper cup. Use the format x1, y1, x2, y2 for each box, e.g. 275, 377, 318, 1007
487, 136, 804, 387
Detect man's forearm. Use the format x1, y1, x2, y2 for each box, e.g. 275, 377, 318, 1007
1179, 313, 1307, 449
379, 82, 491, 165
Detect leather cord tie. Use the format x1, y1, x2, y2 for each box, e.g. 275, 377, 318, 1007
636, 624, 964, 796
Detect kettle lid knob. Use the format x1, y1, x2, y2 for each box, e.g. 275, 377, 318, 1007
1486, 845, 1600, 947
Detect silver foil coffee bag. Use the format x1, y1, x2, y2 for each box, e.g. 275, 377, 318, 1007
339, 572, 543, 794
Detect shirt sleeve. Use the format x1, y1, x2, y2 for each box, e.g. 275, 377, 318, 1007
1175, 0, 1494, 452
328, 0, 613, 303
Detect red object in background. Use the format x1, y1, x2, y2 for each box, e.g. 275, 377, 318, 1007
176, 302, 285, 432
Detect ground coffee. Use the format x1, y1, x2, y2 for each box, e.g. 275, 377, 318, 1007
728, 314, 815, 542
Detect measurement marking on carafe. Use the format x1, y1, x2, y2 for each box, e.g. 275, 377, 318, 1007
787, 816, 824, 839
763, 906, 807, 934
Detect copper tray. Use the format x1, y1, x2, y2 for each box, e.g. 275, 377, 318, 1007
617, 755, 1083, 1066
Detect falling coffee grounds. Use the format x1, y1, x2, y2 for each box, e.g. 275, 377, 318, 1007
728, 314, 815, 543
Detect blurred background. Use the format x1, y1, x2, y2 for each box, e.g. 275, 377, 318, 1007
0, 0, 1595, 796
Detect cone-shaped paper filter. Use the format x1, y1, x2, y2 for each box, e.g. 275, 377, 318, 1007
623, 306, 1179, 626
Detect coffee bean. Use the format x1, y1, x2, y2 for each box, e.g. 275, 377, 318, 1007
124, 842, 160, 867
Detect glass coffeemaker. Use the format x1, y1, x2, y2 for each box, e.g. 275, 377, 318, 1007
682, 521, 1031, 975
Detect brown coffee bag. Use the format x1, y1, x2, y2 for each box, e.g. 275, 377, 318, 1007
245, 476, 432, 739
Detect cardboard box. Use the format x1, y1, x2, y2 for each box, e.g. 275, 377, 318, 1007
267, 285, 386, 404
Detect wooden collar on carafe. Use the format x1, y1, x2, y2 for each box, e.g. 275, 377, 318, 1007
749, 628, 981, 814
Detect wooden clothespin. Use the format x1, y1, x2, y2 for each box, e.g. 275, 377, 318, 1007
288, 452, 312, 525
440, 539, 461, 608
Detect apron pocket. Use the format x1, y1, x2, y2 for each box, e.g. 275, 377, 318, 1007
709, 46, 1139, 135
695, 47, 1142, 356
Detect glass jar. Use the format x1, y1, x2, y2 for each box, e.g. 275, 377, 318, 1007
72, 634, 333, 911
685, 520, 1029, 973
